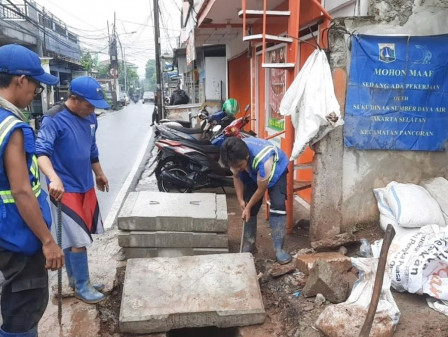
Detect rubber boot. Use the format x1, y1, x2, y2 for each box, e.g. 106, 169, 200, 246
0, 326, 37, 337
64, 249, 104, 292
69, 250, 105, 304
269, 215, 292, 264
241, 216, 257, 253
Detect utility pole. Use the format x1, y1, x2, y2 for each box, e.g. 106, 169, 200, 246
153, 0, 163, 120
109, 13, 119, 109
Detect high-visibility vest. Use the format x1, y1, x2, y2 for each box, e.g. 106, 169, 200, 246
0, 111, 51, 255
243, 137, 289, 188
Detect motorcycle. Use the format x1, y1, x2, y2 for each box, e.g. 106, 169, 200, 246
155, 105, 235, 143
152, 105, 254, 192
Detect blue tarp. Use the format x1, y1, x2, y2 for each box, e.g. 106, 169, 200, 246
344, 34, 448, 151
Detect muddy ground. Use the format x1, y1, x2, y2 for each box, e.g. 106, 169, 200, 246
95, 157, 448, 337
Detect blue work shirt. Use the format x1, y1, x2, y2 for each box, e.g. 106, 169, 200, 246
36, 105, 99, 193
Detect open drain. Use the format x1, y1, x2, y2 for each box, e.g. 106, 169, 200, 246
167, 327, 239, 337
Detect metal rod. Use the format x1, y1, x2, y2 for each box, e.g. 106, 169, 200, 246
57, 201, 62, 326
310, 0, 332, 21
265, 130, 285, 140
359, 224, 395, 337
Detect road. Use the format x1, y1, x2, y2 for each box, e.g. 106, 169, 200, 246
95, 101, 153, 226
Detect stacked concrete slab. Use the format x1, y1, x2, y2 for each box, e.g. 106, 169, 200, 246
117, 191, 229, 258
119, 253, 266, 334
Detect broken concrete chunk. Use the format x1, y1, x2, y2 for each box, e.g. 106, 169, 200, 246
301, 259, 357, 303
295, 252, 350, 275
310, 233, 357, 251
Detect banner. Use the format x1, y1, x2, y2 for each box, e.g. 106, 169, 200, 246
344, 34, 448, 151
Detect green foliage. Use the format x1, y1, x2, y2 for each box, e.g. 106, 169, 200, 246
97, 63, 110, 79
80, 50, 97, 72
145, 59, 157, 91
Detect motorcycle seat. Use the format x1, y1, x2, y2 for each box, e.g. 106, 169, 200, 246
167, 124, 204, 135
178, 139, 220, 153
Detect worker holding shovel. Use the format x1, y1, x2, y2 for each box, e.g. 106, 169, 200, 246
220, 137, 292, 264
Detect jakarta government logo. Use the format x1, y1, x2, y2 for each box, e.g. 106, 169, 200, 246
378, 43, 396, 63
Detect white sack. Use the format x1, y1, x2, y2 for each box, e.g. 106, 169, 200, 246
388, 225, 448, 300
279, 49, 343, 161
384, 182, 445, 228
373, 187, 423, 239
420, 177, 448, 225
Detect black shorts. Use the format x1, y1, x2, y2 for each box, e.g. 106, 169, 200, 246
0, 249, 48, 333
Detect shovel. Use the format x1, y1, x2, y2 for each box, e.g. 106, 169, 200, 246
239, 219, 246, 253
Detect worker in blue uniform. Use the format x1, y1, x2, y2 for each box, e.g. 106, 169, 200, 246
0, 44, 64, 337
220, 137, 292, 264
36, 76, 110, 304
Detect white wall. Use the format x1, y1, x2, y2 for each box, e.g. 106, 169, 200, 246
205, 57, 226, 101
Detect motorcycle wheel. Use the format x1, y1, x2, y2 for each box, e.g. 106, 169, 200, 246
157, 165, 192, 193
156, 158, 192, 193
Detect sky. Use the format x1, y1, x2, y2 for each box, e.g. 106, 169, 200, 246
35, 0, 182, 77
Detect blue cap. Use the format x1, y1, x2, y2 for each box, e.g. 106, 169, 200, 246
70, 76, 110, 109
0, 44, 59, 85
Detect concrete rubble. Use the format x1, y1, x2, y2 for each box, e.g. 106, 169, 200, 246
117, 191, 229, 258
302, 258, 358, 303
119, 253, 266, 334
295, 251, 351, 275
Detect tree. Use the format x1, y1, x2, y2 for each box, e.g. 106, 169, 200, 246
80, 51, 97, 72
145, 59, 157, 91
96, 63, 110, 79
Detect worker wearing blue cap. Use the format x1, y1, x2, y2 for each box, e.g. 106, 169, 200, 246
36, 76, 110, 304
0, 44, 64, 337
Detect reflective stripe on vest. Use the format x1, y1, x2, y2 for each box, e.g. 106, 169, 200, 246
0, 116, 41, 203
252, 145, 279, 183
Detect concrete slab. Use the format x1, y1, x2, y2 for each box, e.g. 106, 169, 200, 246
119, 253, 265, 334
118, 231, 228, 248
123, 247, 229, 258
118, 191, 228, 232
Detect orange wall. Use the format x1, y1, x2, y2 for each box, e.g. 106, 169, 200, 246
228, 53, 251, 120
248, 0, 322, 204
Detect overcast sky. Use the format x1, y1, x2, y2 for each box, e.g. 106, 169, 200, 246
36, 0, 182, 77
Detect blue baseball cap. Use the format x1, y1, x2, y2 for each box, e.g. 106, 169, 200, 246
0, 44, 59, 85
70, 76, 110, 109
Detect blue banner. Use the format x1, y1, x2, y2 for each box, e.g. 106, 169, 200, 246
344, 34, 448, 151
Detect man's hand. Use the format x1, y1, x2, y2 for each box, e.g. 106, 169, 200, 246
242, 206, 251, 222
42, 241, 64, 271
96, 174, 109, 192
48, 177, 64, 201
238, 199, 246, 212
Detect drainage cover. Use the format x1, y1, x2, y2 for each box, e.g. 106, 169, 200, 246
119, 253, 265, 334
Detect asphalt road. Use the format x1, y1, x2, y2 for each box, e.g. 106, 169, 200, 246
95, 101, 153, 220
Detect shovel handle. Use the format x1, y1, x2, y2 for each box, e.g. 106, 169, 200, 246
239, 220, 246, 253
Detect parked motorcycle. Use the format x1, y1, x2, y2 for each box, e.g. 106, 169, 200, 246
152, 105, 253, 192
155, 105, 235, 142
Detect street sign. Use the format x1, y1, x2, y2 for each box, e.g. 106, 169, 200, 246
110, 68, 118, 77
